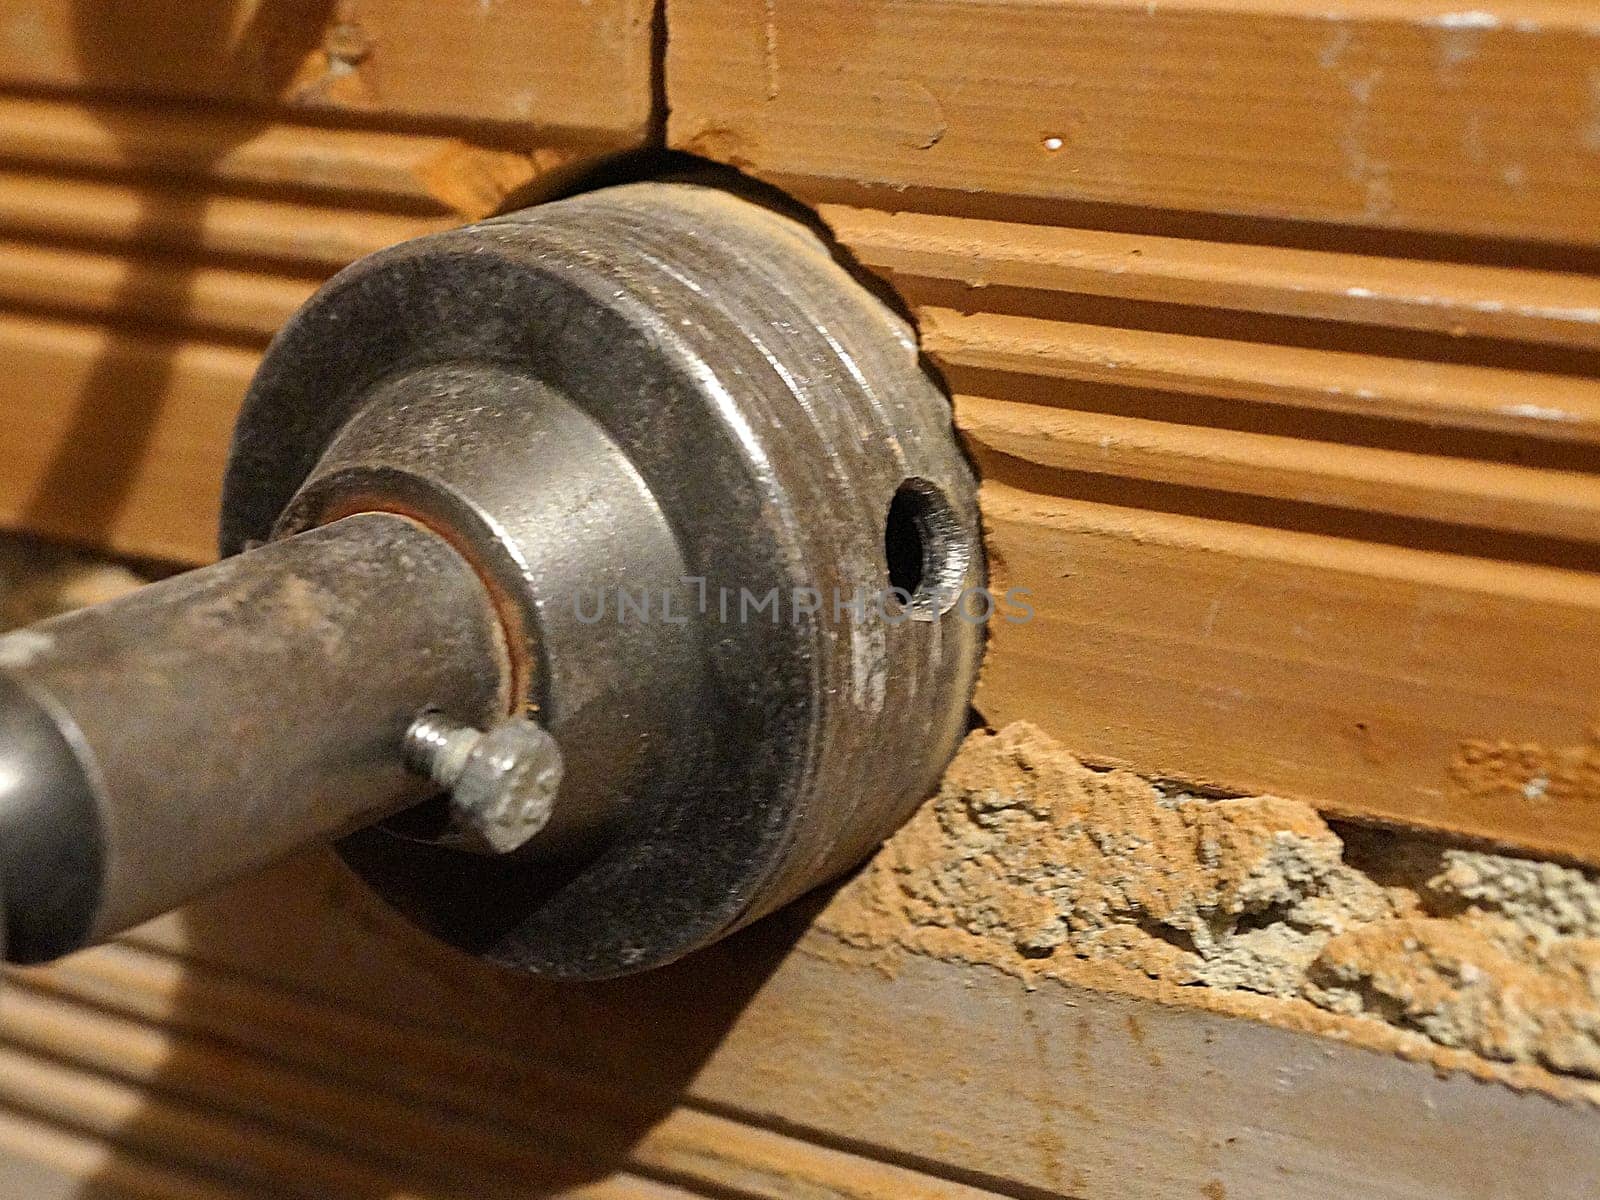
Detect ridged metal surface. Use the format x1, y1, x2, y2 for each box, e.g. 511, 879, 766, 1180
225, 183, 983, 977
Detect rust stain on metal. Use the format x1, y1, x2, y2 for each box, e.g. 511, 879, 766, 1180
307, 493, 532, 716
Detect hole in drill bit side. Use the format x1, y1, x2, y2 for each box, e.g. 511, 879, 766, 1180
884, 477, 970, 620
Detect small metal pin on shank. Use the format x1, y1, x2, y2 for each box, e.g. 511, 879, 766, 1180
402, 712, 564, 856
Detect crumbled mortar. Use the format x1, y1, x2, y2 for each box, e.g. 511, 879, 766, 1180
1307, 917, 1600, 1078
1431, 849, 1600, 940
821, 722, 1600, 1084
